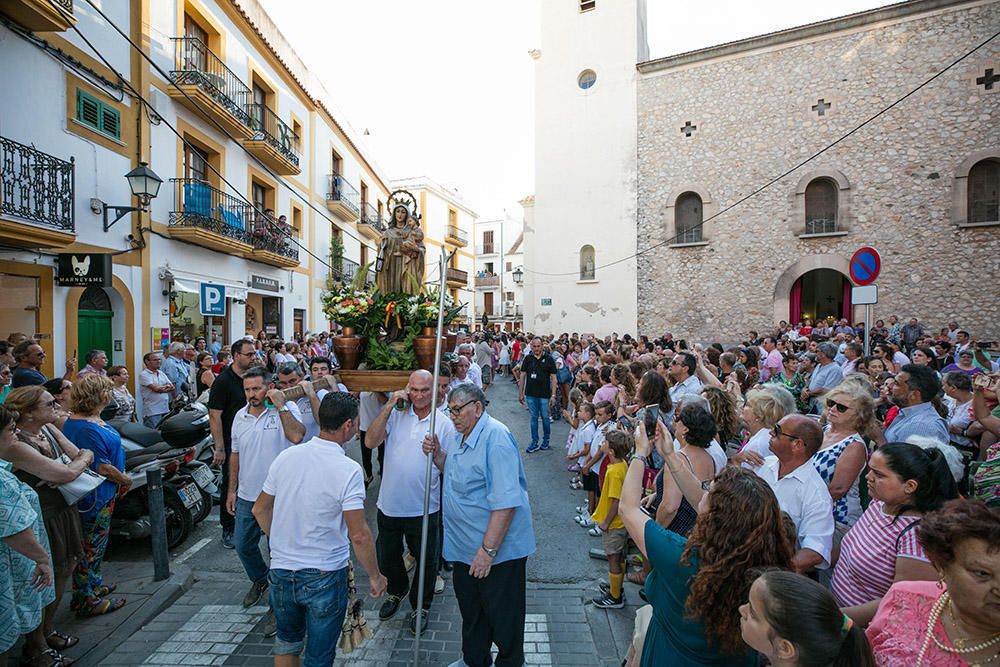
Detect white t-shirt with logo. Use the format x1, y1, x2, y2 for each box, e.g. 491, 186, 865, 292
231, 401, 302, 502
377, 406, 457, 517
263, 436, 365, 571
294, 389, 328, 443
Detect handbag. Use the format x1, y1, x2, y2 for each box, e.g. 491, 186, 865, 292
49, 435, 107, 506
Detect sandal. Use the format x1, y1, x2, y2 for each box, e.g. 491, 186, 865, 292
588, 526, 602, 536
75, 597, 126, 618
45, 632, 79, 651
19, 648, 72, 667
627, 571, 647, 586
93, 583, 117, 597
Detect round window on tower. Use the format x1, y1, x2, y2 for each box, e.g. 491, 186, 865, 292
577, 69, 597, 90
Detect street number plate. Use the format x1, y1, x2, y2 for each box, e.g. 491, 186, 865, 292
177, 484, 199, 509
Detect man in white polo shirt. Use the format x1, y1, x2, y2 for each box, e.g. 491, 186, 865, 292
364, 369, 457, 635
755, 414, 834, 574
253, 392, 387, 666
275, 362, 327, 442
226, 366, 305, 636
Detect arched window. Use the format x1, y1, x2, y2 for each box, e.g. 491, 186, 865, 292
968, 158, 1000, 224
675, 192, 703, 243
79, 286, 111, 311
804, 178, 838, 234
579, 245, 595, 280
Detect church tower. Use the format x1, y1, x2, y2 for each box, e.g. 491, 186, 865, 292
523, 0, 648, 335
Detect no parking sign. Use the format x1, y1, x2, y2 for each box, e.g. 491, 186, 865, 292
849, 247, 881, 286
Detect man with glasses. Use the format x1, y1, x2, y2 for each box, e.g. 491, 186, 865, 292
364, 370, 457, 635
873, 363, 950, 446
756, 414, 833, 574
209, 338, 256, 549
423, 383, 535, 667
667, 352, 702, 402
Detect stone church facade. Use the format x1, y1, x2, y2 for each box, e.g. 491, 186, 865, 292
635, 0, 1000, 340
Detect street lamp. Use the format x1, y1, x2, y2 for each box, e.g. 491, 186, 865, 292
100, 162, 163, 231
512, 266, 523, 285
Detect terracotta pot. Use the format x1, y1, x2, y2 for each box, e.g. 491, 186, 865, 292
332, 334, 364, 370
413, 335, 439, 371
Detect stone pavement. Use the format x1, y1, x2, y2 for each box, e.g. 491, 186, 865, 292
97, 565, 634, 667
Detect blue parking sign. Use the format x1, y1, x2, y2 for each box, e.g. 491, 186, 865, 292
200, 283, 226, 316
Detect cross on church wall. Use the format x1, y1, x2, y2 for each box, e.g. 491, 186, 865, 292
812, 99, 831, 116
681, 121, 697, 137
977, 68, 999, 90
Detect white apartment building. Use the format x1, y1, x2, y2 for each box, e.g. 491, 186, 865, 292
0, 0, 391, 397
390, 176, 477, 326
473, 212, 524, 332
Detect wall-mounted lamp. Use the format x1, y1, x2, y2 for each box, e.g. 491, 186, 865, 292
99, 162, 163, 232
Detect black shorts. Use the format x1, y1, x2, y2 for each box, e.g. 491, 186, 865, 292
582, 471, 600, 493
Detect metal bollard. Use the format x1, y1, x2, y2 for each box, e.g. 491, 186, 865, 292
146, 468, 170, 582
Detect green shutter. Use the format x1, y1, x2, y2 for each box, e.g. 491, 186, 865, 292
76, 89, 121, 140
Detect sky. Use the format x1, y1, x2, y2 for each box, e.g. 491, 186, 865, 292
257, 0, 898, 221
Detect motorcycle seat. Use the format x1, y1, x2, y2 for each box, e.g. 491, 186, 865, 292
124, 452, 160, 470
114, 422, 167, 448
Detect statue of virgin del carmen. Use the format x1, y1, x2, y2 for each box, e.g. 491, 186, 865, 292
375, 190, 425, 296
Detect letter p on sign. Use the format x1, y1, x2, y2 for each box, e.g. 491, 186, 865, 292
199, 283, 226, 316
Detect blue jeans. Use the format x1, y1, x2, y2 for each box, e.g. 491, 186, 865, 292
269, 567, 349, 666
525, 396, 550, 447
234, 498, 268, 585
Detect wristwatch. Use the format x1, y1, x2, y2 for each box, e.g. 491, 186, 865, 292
481, 543, 498, 558
629, 453, 649, 466
277, 405, 290, 413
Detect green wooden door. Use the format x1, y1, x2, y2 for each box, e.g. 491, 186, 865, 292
78, 310, 113, 368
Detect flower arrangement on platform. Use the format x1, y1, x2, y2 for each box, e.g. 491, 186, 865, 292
405, 291, 464, 330
321, 287, 376, 336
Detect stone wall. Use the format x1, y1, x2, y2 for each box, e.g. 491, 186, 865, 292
636, 1, 1000, 341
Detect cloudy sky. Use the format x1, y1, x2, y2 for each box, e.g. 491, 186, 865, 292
258, 0, 897, 220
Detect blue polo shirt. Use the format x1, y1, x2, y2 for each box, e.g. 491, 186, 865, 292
884, 401, 950, 445
442, 412, 536, 566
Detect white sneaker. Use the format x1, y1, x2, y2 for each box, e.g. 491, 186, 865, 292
434, 575, 445, 594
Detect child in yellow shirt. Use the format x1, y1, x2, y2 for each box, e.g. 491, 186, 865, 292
591, 429, 633, 608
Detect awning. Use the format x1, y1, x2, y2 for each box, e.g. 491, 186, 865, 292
173, 278, 248, 300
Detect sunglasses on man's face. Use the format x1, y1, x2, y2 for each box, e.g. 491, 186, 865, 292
770, 423, 800, 442
826, 400, 851, 413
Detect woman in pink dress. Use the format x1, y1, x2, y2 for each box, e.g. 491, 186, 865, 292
866, 499, 1000, 666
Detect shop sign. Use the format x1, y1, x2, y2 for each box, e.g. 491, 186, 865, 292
56, 253, 112, 287
250, 275, 279, 292
200, 283, 226, 316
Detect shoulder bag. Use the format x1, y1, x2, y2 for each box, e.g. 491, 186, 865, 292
49, 433, 107, 506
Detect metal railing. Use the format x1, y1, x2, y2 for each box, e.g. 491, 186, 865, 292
475, 274, 500, 287
447, 225, 468, 244
446, 267, 468, 284
675, 227, 703, 244
326, 172, 360, 216
0, 136, 74, 232
476, 244, 495, 255
170, 37, 251, 127
805, 217, 837, 235
247, 103, 300, 167
250, 216, 299, 262
169, 178, 253, 244
360, 202, 384, 233
331, 256, 362, 283
52, 0, 73, 11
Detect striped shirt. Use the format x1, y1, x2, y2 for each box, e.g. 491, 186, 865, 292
831, 500, 928, 607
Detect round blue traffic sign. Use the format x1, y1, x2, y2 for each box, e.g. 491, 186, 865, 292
849, 247, 881, 286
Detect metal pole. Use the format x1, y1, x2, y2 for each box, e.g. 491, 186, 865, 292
147, 468, 170, 582
865, 303, 872, 356
414, 247, 453, 666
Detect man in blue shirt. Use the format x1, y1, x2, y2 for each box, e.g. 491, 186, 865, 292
877, 363, 950, 446
161, 342, 189, 398
800, 342, 844, 413
423, 383, 535, 667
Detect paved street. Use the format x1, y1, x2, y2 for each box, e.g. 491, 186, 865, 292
84, 374, 641, 666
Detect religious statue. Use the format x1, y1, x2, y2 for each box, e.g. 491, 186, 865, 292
376, 190, 425, 295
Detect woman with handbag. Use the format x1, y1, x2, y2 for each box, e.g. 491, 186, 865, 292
3, 386, 96, 662
61, 374, 130, 618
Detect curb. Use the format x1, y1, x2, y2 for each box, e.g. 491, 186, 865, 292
76, 565, 195, 667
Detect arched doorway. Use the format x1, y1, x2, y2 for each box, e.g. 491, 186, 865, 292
789, 269, 851, 324
78, 285, 113, 367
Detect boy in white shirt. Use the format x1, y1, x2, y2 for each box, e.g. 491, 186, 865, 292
575, 400, 615, 527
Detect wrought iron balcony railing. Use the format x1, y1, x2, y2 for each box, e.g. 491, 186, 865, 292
0, 136, 74, 232
251, 215, 299, 262
475, 273, 500, 287
326, 172, 360, 215
805, 217, 837, 235
447, 225, 468, 244
331, 256, 360, 283
169, 178, 253, 244
247, 103, 300, 167
170, 37, 251, 127
446, 266, 468, 284
475, 244, 495, 255
360, 203, 384, 233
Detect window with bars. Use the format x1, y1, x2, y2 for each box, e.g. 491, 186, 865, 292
804, 178, 838, 234
968, 158, 1000, 224
675, 192, 703, 243
76, 90, 120, 140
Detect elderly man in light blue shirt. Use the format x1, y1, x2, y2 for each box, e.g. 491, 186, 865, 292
877, 363, 950, 446
423, 383, 535, 667
801, 342, 844, 413
161, 341, 189, 398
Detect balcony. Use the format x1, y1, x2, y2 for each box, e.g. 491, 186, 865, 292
503, 303, 524, 318
244, 104, 301, 176
249, 217, 299, 268
358, 203, 384, 240
446, 225, 468, 246
325, 172, 360, 221
1, 0, 76, 32
167, 178, 253, 255
446, 266, 468, 287
475, 273, 500, 288
0, 136, 75, 247
168, 38, 253, 140
475, 244, 495, 255
330, 256, 375, 286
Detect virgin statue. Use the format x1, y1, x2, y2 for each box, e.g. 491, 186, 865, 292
376, 203, 425, 295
